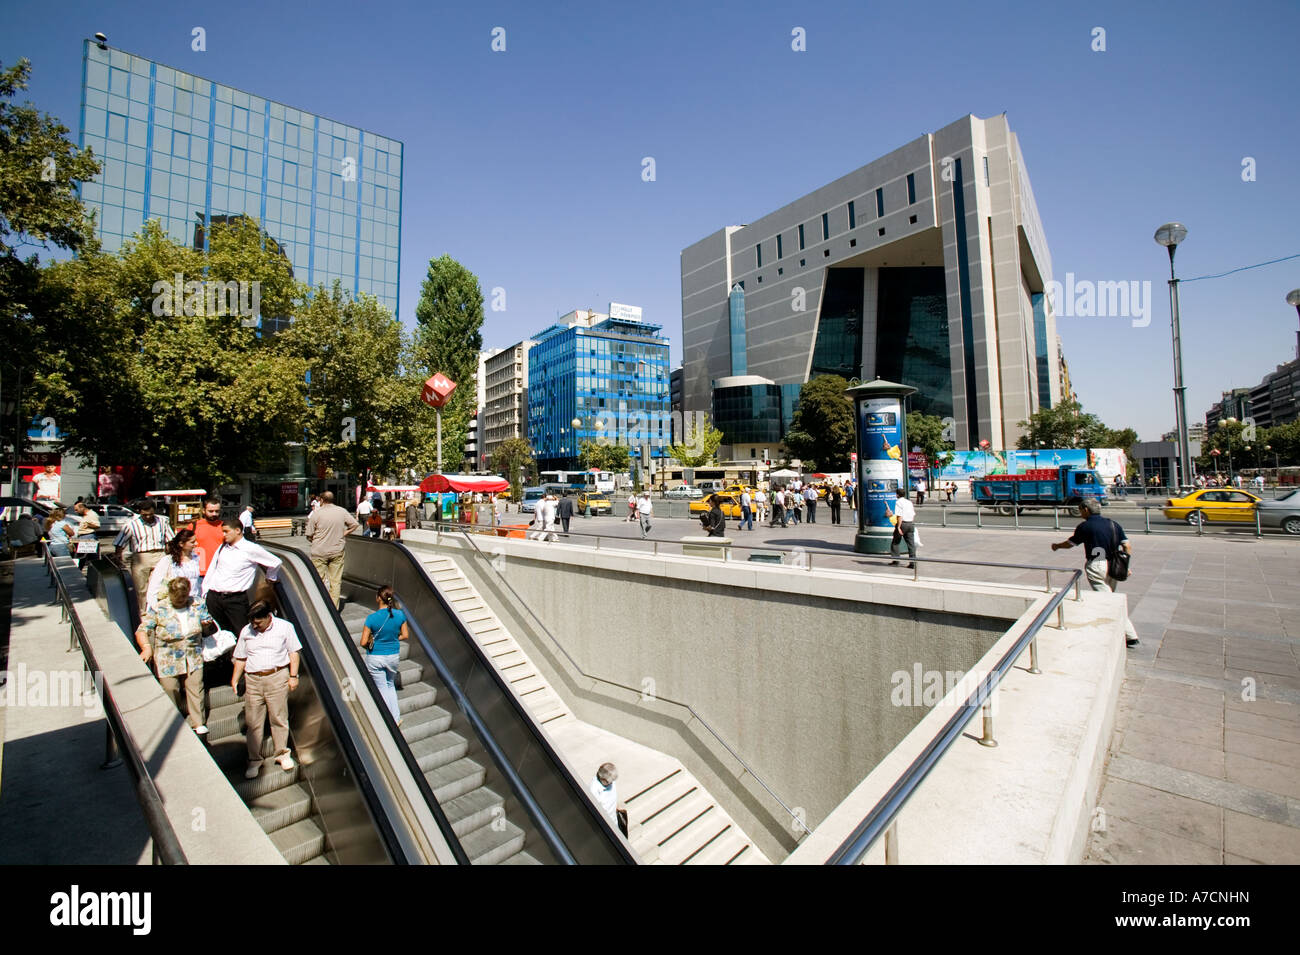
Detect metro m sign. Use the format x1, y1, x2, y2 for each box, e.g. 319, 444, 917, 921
421, 373, 457, 409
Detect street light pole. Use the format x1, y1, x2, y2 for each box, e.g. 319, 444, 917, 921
1155, 223, 1192, 490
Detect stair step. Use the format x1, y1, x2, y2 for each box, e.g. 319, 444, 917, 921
302, 855, 332, 865
463, 819, 525, 865
205, 701, 246, 741
399, 704, 453, 743
632, 788, 709, 848
686, 829, 751, 866
630, 774, 695, 822
408, 731, 469, 773
509, 674, 547, 695
248, 783, 313, 834
441, 786, 505, 837
665, 821, 733, 865
208, 685, 238, 708
424, 757, 487, 803
397, 681, 437, 713
270, 818, 326, 865
499, 851, 543, 865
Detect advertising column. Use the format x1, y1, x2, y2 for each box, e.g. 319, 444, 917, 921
846, 379, 916, 554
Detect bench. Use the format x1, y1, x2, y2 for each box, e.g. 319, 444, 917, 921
252, 518, 307, 538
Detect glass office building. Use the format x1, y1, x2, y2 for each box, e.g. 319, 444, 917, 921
528, 317, 671, 472
77, 41, 403, 319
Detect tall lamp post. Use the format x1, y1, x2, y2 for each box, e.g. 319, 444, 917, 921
1155, 223, 1191, 490
1218, 417, 1237, 483
1288, 289, 1300, 359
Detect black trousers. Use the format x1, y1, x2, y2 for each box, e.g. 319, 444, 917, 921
806, 501, 816, 522
561, 516, 571, 533
829, 503, 841, 524
204, 589, 250, 686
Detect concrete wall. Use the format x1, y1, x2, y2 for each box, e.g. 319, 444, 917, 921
405, 531, 1040, 859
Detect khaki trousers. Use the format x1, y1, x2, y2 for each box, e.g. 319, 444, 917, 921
312, 552, 345, 607
1085, 557, 1140, 643
131, 551, 166, 611
158, 665, 205, 728
244, 668, 291, 761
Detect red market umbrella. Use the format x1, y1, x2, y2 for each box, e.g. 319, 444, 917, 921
418, 473, 509, 494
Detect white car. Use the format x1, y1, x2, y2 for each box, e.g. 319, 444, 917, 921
664, 486, 704, 500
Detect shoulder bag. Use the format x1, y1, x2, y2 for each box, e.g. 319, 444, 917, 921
1107, 520, 1131, 581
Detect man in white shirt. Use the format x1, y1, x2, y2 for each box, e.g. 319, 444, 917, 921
239, 504, 257, 540
636, 492, 653, 539
589, 762, 626, 836
32, 465, 62, 504
231, 601, 302, 778
739, 490, 753, 531
754, 489, 767, 524
803, 485, 818, 523
888, 489, 918, 568
114, 500, 175, 612
625, 492, 637, 523
357, 496, 374, 537
202, 518, 283, 640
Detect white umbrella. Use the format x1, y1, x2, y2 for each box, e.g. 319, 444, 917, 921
769, 468, 799, 479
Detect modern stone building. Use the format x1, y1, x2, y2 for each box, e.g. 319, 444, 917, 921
483, 341, 535, 466
681, 113, 1061, 454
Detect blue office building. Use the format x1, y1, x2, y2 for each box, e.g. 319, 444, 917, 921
527, 309, 671, 472
77, 41, 403, 320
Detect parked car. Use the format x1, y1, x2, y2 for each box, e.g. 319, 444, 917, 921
1162, 488, 1261, 525
1257, 489, 1300, 535
88, 503, 138, 535
664, 485, 704, 500
687, 493, 744, 520
576, 491, 611, 515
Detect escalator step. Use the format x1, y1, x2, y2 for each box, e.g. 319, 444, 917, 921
395, 659, 422, 688
400, 704, 452, 743
397, 681, 437, 713
270, 818, 326, 865
208, 685, 238, 709
408, 731, 469, 773
302, 856, 332, 865
249, 783, 313, 834
234, 762, 301, 801
424, 757, 486, 803
463, 819, 525, 865
205, 700, 246, 741
441, 786, 505, 837
499, 851, 543, 865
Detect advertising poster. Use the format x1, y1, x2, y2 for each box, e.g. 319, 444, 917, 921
935, 448, 1090, 480
858, 397, 905, 531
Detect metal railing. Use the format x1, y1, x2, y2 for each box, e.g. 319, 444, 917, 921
826, 569, 1082, 865
43, 547, 189, 865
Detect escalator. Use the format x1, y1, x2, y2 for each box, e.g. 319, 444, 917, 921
88, 555, 431, 865
290, 535, 637, 865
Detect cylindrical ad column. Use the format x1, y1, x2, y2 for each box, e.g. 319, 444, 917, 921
846, 378, 916, 554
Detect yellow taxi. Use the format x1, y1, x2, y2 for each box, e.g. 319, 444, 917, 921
577, 491, 611, 515
688, 493, 745, 520
1162, 488, 1261, 525
724, 484, 758, 497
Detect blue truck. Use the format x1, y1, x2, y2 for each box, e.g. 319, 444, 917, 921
971, 465, 1108, 514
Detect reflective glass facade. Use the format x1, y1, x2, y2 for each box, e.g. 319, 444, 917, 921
528, 319, 670, 470
1032, 292, 1052, 410
77, 42, 403, 317
811, 267, 864, 380
713, 384, 783, 446
876, 267, 952, 419
728, 283, 747, 375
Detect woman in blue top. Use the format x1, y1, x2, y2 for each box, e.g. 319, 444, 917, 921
360, 585, 410, 723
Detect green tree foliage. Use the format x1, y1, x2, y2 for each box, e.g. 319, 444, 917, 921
906, 411, 955, 470
491, 437, 534, 501
578, 440, 631, 473
413, 254, 485, 469
1, 58, 102, 442
665, 414, 722, 467
782, 375, 855, 471
1015, 398, 1136, 453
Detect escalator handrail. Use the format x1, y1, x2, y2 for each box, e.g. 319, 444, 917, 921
347, 536, 636, 864
266, 547, 438, 864
265, 544, 472, 865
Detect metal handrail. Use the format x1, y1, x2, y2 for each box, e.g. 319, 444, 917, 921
826, 568, 1082, 865
43, 548, 189, 865
438, 525, 816, 838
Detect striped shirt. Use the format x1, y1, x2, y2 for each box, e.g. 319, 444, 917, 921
113, 514, 174, 554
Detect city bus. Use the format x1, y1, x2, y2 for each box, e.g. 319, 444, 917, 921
540, 470, 617, 494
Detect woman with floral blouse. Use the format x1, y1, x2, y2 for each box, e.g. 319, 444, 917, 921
135, 577, 214, 735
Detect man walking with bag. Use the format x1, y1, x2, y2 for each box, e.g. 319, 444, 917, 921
1052, 499, 1139, 648
305, 491, 358, 608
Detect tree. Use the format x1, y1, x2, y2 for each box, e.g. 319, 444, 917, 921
907, 411, 955, 473
1016, 398, 1136, 453
491, 437, 535, 502
413, 254, 485, 469
665, 415, 722, 467
782, 375, 855, 471
578, 440, 631, 473
1, 58, 102, 462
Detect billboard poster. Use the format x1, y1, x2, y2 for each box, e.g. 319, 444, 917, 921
935, 448, 1093, 480
858, 397, 905, 532
1087, 448, 1127, 481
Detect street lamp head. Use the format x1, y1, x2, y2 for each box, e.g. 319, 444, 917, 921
1154, 223, 1188, 248
1287, 289, 1300, 308
571, 417, 581, 429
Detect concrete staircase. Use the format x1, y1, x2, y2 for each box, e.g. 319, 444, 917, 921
205, 682, 332, 865
338, 601, 541, 865
417, 551, 771, 865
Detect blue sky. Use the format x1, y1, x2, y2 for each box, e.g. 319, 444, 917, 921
5, 0, 1298, 442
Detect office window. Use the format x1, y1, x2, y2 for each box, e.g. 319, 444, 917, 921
798, 223, 805, 250
821, 212, 829, 241
907, 173, 916, 204
876, 187, 884, 218
756, 243, 762, 268
983, 156, 990, 186
777, 234, 783, 259
848, 200, 856, 229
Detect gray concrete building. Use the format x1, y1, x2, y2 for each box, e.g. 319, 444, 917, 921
681, 113, 1062, 454
483, 341, 534, 467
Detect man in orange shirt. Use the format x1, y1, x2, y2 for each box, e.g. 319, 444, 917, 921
189, 497, 226, 585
